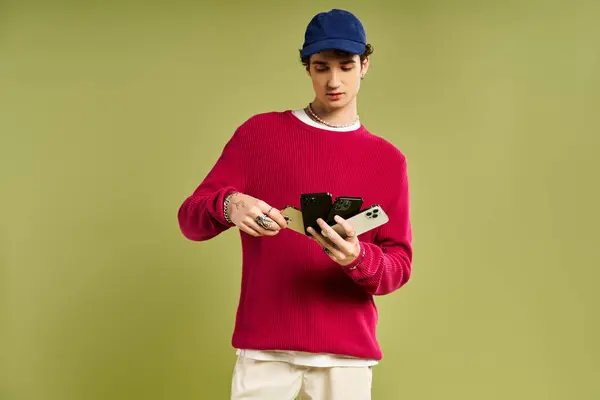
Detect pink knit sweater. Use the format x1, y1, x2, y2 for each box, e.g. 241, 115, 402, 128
178, 110, 412, 360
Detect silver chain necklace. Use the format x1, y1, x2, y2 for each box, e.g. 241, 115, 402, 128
306, 103, 359, 129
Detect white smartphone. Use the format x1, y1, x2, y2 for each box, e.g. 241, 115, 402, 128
281, 206, 305, 235
322, 204, 389, 239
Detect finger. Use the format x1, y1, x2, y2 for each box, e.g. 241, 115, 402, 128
265, 208, 289, 229
257, 202, 287, 230
258, 214, 280, 231
239, 223, 261, 237
309, 223, 339, 248
316, 219, 353, 254
307, 227, 345, 259
333, 215, 358, 241
246, 218, 278, 236
253, 206, 281, 231
251, 210, 280, 232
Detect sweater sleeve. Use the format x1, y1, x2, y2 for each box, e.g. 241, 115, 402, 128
343, 155, 413, 295
177, 125, 246, 242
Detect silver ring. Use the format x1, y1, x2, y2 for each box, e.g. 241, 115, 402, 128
347, 231, 356, 239
255, 215, 272, 230
266, 207, 273, 216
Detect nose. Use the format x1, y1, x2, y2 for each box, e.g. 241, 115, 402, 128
327, 70, 341, 89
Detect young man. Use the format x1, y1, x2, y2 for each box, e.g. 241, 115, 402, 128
178, 9, 413, 400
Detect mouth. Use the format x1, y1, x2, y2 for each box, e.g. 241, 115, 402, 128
326, 92, 344, 100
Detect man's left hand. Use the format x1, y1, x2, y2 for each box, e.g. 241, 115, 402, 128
307, 215, 360, 267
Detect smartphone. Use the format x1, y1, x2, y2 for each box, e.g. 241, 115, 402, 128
326, 196, 364, 225
322, 204, 389, 239
281, 206, 305, 235
300, 192, 333, 235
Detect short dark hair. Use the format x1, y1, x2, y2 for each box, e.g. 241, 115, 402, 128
299, 44, 374, 70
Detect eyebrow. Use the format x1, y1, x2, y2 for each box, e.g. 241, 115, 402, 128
312, 59, 357, 66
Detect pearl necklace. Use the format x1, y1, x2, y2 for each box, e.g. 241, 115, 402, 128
306, 103, 359, 129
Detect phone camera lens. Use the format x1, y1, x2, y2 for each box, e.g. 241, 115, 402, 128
366, 212, 372, 217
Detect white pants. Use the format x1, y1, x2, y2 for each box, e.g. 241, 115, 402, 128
231, 355, 373, 400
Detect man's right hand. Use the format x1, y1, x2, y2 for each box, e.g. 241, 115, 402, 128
227, 193, 288, 237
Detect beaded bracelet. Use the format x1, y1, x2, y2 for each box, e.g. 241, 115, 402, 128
347, 243, 366, 271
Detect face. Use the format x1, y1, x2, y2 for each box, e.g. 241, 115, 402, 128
307, 50, 369, 109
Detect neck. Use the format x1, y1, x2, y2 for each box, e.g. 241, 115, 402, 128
309, 98, 358, 126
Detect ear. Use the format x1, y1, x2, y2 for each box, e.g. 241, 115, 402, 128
361, 56, 370, 76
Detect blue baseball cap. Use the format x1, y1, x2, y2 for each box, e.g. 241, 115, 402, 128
300, 9, 367, 59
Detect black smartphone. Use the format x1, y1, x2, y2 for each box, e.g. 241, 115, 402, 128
326, 196, 364, 225
300, 192, 333, 235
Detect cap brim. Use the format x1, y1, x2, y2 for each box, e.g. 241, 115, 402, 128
301, 38, 366, 58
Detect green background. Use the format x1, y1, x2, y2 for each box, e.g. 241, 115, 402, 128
1, 0, 599, 399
